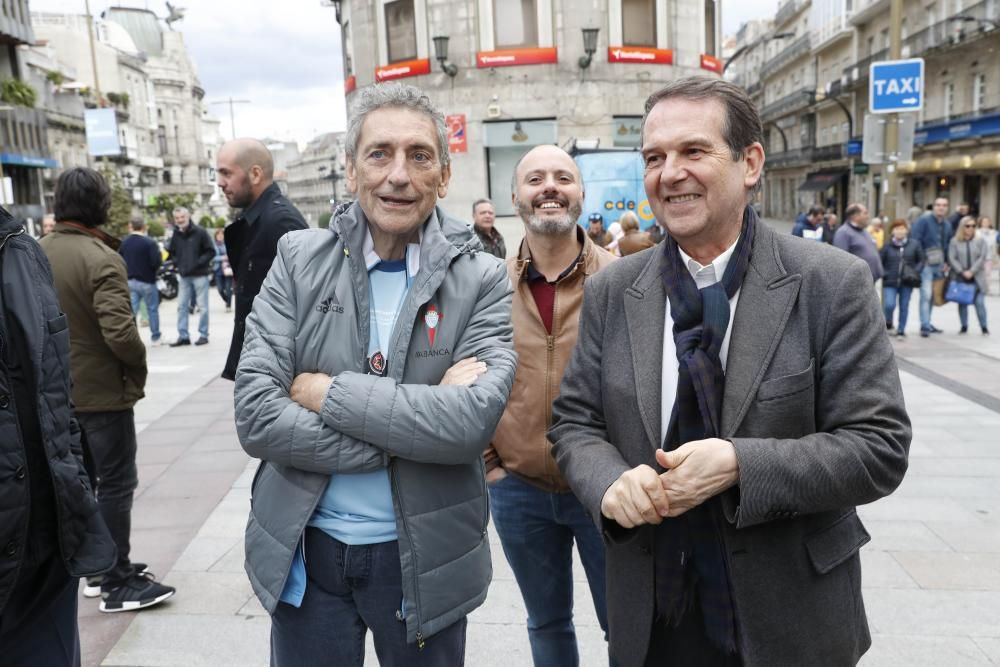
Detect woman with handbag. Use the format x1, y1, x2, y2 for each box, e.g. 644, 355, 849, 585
948, 215, 990, 335
212, 228, 233, 313
880, 219, 924, 338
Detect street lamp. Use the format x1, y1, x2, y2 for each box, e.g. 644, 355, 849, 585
724, 31, 795, 74
433, 36, 459, 77
578, 27, 600, 69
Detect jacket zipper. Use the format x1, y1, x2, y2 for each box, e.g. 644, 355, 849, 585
390, 463, 424, 649
0, 228, 25, 252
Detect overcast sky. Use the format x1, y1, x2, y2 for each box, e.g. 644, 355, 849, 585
30, 0, 778, 147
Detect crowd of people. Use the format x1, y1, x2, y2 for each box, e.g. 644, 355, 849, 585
0, 75, 927, 667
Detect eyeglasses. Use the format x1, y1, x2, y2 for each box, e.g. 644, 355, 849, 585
963, 224, 976, 228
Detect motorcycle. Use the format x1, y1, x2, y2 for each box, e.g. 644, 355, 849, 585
157, 260, 179, 300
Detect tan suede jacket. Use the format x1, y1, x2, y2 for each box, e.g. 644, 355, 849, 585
487, 228, 616, 492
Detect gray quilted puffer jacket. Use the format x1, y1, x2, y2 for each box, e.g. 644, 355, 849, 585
234, 201, 515, 644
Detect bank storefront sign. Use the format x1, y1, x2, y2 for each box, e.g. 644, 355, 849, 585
573, 151, 656, 230
915, 111, 1000, 145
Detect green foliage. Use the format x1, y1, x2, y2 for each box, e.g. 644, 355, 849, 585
106, 91, 130, 109
318, 212, 332, 229
147, 193, 199, 220
45, 70, 66, 87
100, 168, 135, 239
147, 220, 165, 238
0, 78, 38, 108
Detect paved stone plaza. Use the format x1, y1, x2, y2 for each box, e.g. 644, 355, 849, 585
80, 221, 1000, 666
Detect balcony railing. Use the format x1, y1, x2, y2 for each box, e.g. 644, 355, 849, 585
760, 87, 816, 120
766, 146, 817, 168
0, 0, 33, 45
812, 144, 846, 161
760, 34, 812, 80
0, 107, 50, 159
775, 0, 804, 26
811, 14, 854, 51
842, 48, 889, 83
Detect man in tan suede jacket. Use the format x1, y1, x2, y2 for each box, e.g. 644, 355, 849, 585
485, 145, 616, 666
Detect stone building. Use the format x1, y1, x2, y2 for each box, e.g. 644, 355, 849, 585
286, 131, 345, 226
1, 0, 54, 228
735, 0, 1000, 221
333, 0, 724, 220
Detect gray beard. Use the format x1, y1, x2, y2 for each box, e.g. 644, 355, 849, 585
516, 198, 582, 236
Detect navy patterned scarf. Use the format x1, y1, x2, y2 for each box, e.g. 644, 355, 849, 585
653, 206, 757, 655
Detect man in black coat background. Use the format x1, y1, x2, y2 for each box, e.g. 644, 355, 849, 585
218, 138, 308, 380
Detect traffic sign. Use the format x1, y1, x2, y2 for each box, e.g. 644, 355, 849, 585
862, 114, 916, 164
869, 58, 924, 114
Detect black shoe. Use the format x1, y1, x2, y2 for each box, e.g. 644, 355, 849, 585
960, 326, 968, 334
920, 329, 930, 338
169, 338, 190, 347
984, 328, 991, 336
886, 321, 893, 330
100, 571, 175, 613
930, 325, 944, 334
84, 562, 148, 598
195, 337, 209, 346
896, 331, 906, 339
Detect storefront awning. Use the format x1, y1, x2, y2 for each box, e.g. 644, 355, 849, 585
798, 170, 847, 192
0, 153, 58, 169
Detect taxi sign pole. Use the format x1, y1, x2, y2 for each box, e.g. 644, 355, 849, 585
883, 0, 904, 219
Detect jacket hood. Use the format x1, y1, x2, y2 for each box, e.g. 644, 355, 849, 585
0, 205, 22, 238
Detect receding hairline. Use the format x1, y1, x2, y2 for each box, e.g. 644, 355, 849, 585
221, 138, 275, 181
511, 145, 582, 190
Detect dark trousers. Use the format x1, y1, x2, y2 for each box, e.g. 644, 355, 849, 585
643, 601, 742, 667
488, 473, 611, 667
0, 565, 80, 667
270, 528, 467, 667
77, 409, 138, 587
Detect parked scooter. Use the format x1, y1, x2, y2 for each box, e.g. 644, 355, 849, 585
157, 260, 179, 300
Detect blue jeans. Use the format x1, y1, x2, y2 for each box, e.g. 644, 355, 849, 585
883, 285, 913, 333
177, 275, 209, 340
128, 279, 160, 341
958, 291, 988, 330
270, 529, 467, 666
919, 264, 944, 331
488, 473, 610, 667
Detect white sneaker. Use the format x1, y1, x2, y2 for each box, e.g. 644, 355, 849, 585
151, 338, 164, 347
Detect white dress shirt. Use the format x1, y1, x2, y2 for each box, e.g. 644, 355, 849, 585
660, 238, 742, 446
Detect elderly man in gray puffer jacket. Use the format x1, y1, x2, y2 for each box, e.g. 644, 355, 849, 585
234, 82, 516, 666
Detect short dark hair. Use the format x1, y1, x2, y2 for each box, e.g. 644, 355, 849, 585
808, 205, 825, 218
54, 168, 111, 228
129, 216, 146, 231
641, 77, 763, 162
472, 198, 493, 214
844, 204, 864, 221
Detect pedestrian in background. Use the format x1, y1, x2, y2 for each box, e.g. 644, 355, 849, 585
947, 202, 971, 230
866, 216, 885, 250
40, 168, 175, 613
120, 216, 163, 346
617, 211, 655, 256
217, 138, 307, 380
791, 205, 831, 243
0, 204, 116, 665
880, 219, 924, 339
834, 203, 884, 283
978, 216, 997, 288
166, 207, 214, 346
472, 198, 506, 259
587, 212, 611, 247
212, 228, 233, 313
912, 197, 953, 337
949, 215, 990, 335
606, 220, 625, 256
486, 144, 616, 666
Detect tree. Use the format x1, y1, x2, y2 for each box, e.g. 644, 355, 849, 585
147, 193, 199, 223
318, 212, 332, 229
147, 220, 165, 238
100, 168, 134, 239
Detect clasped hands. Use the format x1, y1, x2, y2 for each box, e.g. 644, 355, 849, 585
288, 357, 488, 413
600, 438, 739, 528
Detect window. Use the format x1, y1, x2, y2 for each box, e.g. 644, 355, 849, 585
157, 126, 167, 154
944, 81, 955, 120
867, 35, 875, 56
494, 0, 538, 48
704, 0, 717, 55
384, 0, 417, 63
622, 0, 656, 46
880, 28, 889, 50
973, 73, 986, 113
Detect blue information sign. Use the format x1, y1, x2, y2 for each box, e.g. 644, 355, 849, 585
869, 58, 924, 114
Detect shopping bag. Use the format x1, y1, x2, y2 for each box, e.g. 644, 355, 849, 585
944, 280, 976, 305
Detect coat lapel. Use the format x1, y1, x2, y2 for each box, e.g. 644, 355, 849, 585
624, 249, 667, 450
721, 224, 802, 436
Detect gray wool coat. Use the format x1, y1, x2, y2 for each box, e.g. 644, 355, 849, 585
948, 235, 991, 295
549, 219, 911, 667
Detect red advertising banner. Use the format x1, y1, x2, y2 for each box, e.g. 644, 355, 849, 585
375, 58, 431, 82
344, 75, 356, 94
607, 46, 673, 65
446, 114, 467, 154
700, 54, 723, 74
476, 47, 558, 68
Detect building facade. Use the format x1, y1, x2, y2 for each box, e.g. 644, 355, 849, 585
1, 0, 54, 228
286, 131, 345, 226
334, 0, 723, 220
734, 0, 1000, 222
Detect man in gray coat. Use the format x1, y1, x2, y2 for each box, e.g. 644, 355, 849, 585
549, 77, 911, 666
234, 83, 516, 666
